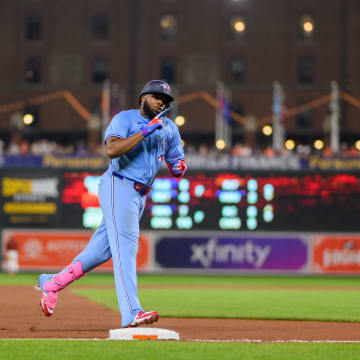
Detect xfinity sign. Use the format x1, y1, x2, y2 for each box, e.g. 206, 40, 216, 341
190, 238, 271, 268
155, 235, 309, 271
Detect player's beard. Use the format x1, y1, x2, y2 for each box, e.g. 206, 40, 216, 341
143, 98, 159, 119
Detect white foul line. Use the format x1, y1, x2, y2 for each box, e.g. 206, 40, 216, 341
1, 338, 360, 343
183, 339, 360, 343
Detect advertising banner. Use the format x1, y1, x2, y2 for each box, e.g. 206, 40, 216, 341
42, 155, 108, 169
1, 230, 151, 272
3, 154, 360, 171
313, 235, 360, 273
0, 155, 107, 169
155, 235, 309, 272
186, 154, 303, 170
308, 156, 360, 171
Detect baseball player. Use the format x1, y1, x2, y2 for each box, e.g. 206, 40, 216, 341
38, 80, 186, 328
4, 236, 19, 276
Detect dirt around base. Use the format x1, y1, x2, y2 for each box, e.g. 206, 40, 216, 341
1, 285, 360, 341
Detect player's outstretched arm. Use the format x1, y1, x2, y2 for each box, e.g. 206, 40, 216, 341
105, 134, 144, 159
105, 118, 163, 159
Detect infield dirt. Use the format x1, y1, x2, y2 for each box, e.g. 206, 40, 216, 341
1, 285, 360, 341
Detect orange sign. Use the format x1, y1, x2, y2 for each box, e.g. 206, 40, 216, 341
2, 230, 150, 272
313, 235, 360, 273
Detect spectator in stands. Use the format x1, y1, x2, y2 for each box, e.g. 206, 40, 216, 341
264, 146, 275, 157
347, 145, 359, 157
75, 140, 88, 156
241, 144, 253, 157
185, 143, 196, 155
339, 142, 348, 157
296, 144, 311, 156
198, 144, 209, 156
322, 146, 334, 158
19, 141, 30, 155
31, 139, 57, 156
6, 141, 20, 155
231, 142, 243, 156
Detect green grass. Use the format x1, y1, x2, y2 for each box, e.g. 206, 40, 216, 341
0, 341, 360, 360
137, 274, 360, 288
73, 287, 360, 322
1, 273, 360, 359
1, 272, 360, 288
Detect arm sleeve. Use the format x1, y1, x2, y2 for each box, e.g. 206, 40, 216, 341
165, 121, 185, 164
104, 113, 129, 144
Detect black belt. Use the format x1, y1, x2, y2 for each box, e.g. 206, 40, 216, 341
113, 173, 150, 196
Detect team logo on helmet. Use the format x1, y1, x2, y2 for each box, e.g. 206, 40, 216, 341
160, 83, 170, 91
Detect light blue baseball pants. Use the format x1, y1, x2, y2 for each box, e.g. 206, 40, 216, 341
73, 169, 146, 327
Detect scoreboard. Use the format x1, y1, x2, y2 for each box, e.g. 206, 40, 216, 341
1, 170, 61, 227
60, 171, 360, 232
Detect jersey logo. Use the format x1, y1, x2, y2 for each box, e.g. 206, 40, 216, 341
157, 155, 164, 162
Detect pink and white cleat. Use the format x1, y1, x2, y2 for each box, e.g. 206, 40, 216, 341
38, 274, 58, 317
41, 291, 57, 316
127, 311, 160, 328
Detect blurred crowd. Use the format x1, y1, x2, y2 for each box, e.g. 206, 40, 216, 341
185, 142, 360, 158
0, 139, 104, 156
1, 138, 360, 158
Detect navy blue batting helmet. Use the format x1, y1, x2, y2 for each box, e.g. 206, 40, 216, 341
139, 80, 174, 105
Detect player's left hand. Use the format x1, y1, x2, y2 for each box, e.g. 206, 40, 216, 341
140, 108, 169, 138
167, 159, 187, 177
140, 118, 163, 137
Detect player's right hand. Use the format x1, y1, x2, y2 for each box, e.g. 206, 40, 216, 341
140, 118, 163, 138
167, 159, 187, 177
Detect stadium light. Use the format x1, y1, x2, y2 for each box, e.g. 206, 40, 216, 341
216, 139, 226, 150
233, 20, 246, 32
175, 115, 185, 126
23, 113, 34, 125
285, 139, 295, 151
300, 14, 315, 39
303, 21, 314, 33
160, 15, 176, 30
314, 139, 324, 150
262, 125, 272, 136
355, 140, 360, 151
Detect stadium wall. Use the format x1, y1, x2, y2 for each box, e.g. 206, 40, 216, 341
2, 230, 360, 274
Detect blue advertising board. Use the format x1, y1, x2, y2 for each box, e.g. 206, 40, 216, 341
155, 235, 309, 272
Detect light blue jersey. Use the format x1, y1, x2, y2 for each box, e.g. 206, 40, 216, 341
104, 109, 184, 186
